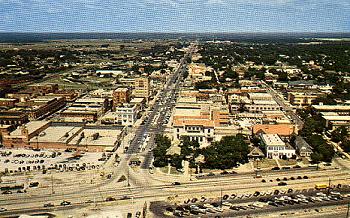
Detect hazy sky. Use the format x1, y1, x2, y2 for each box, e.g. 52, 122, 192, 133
0, 0, 349, 32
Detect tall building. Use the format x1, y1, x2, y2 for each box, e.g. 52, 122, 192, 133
113, 88, 130, 109
134, 77, 150, 99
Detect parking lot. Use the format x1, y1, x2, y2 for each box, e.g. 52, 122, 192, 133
153, 185, 350, 217
0, 148, 110, 174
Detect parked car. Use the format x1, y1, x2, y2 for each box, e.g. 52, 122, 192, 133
44, 203, 54, 207
106, 197, 116, 201
278, 182, 288, 186
60, 201, 71, 206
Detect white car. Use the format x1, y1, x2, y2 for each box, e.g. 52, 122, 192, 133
0, 208, 7, 212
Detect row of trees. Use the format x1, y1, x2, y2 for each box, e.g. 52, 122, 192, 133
299, 113, 335, 163
201, 135, 249, 169
152, 134, 249, 171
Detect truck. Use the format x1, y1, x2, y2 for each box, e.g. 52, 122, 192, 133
315, 184, 328, 190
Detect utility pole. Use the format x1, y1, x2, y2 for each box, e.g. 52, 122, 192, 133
328, 178, 331, 195
51, 174, 54, 195
346, 202, 349, 218
220, 187, 223, 208
127, 167, 130, 187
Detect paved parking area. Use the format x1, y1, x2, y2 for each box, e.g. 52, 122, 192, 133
0, 148, 109, 174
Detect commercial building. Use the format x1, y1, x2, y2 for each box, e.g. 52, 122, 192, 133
172, 104, 231, 147
312, 105, 350, 115
0, 111, 28, 126
248, 93, 273, 101
27, 83, 59, 95
253, 124, 296, 138
102, 104, 138, 126
14, 96, 66, 120
3, 121, 121, 152
134, 77, 150, 99
3, 121, 51, 148
288, 92, 322, 106
245, 100, 281, 112
113, 88, 131, 109
260, 134, 296, 159
0, 98, 19, 107
57, 97, 109, 123
321, 113, 350, 131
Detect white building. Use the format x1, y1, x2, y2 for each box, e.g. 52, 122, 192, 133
173, 119, 215, 147
260, 134, 295, 159
102, 104, 137, 126
245, 100, 281, 112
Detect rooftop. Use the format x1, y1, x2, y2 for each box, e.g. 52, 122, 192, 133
261, 134, 285, 146
11, 121, 50, 136
68, 128, 121, 147
29, 126, 82, 143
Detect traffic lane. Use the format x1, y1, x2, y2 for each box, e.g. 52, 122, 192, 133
2, 168, 346, 210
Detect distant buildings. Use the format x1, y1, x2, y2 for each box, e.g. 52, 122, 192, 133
2, 121, 121, 152
312, 105, 350, 130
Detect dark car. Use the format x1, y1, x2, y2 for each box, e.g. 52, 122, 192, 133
106, 197, 116, 201
2, 190, 12, 194
278, 182, 287, 186
172, 182, 181, 185
29, 182, 39, 187
60, 201, 71, 206
272, 167, 280, 171
303, 176, 309, 179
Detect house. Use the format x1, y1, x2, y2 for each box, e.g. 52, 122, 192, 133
294, 136, 313, 157
260, 134, 296, 159
248, 146, 265, 160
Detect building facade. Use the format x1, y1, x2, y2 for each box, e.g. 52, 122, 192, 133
260, 134, 296, 159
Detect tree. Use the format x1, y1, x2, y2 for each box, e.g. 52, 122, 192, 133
277, 71, 288, 81
310, 152, 323, 164
331, 126, 348, 143
153, 134, 172, 167
201, 135, 249, 169
341, 139, 350, 153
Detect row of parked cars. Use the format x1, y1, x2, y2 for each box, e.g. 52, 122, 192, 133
261, 175, 309, 183
168, 191, 349, 217
259, 192, 346, 207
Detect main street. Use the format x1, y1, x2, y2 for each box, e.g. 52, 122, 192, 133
261, 81, 305, 130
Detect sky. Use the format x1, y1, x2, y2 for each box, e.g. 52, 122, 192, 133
0, 0, 349, 33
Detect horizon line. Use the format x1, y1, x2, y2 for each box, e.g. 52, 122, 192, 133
1, 31, 350, 34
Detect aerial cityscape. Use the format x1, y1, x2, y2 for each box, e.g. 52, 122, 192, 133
1, 0, 350, 218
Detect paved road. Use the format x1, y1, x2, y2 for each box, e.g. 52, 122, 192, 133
262, 81, 304, 130
0, 164, 348, 215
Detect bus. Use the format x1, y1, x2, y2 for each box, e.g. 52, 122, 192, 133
315, 184, 328, 190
